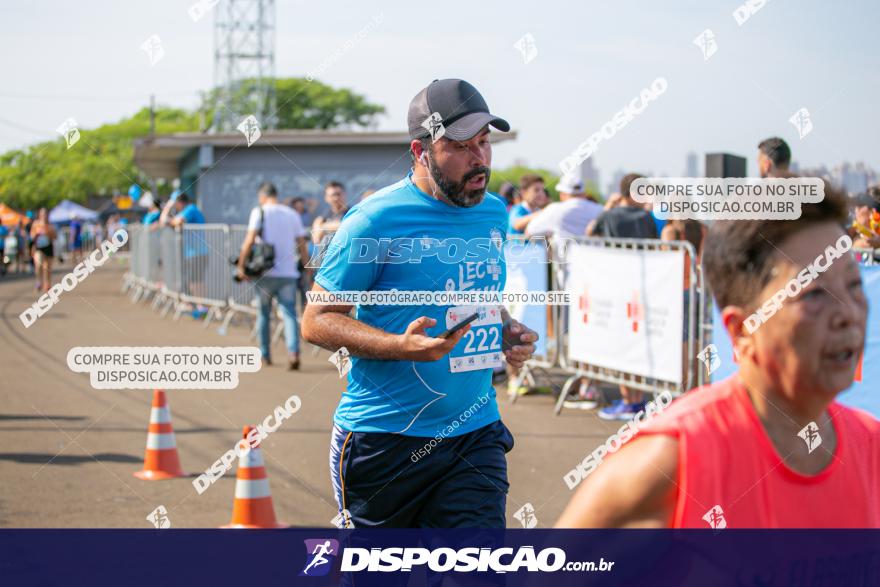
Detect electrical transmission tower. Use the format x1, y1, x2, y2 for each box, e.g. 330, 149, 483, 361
212, 0, 277, 132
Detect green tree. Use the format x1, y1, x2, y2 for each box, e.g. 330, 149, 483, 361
203, 77, 385, 130
488, 165, 603, 203
0, 78, 386, 209
0, 107, 199, 210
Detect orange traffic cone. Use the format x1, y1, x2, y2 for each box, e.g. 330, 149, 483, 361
222, 425, 287, 528
133, 390, 186, 480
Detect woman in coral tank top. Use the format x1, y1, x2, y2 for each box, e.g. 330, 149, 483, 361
556, 184, 879, 529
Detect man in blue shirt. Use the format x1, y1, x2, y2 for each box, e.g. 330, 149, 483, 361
507, 174, 547, 236
161, 191, 209, 316
302, 79, 538, 528
142, 199, 162, 228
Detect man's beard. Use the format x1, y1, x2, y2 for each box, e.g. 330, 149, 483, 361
427, 152, 491, 208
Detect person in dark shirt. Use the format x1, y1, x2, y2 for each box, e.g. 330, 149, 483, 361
587, 173, 658, 239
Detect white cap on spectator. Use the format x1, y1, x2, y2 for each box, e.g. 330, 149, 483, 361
555, 170, 585, 195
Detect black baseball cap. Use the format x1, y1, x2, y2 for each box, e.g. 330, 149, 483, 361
407, 79, 510, 141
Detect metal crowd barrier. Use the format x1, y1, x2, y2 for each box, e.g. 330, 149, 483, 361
123, 225, 712, 409
124, 223, 297, 346
222, 225, 260, 333
177, 224, 228, 325
504, 238, 557, 405
536, 236, 704, 415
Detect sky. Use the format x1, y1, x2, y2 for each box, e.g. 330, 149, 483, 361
1, 0, 878, 193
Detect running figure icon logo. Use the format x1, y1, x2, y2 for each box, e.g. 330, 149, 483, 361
693, 29, 718, 61
421, 112, 445, 142
329, 347, 352, 378
513, 33, 538, 64
140, 34, 165, 66
789, 108, 813, 139
797, 421, 822, 454
300, 539, 340, 577
237, 115, 262, 147
702, 505, 727, 530
696, 344, 722, 376
331, 509, 355, 529
146, 505, 171, 529
56, 118, 80, 149
513, 503, 538, 528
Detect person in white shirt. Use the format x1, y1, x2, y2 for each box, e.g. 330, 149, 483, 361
525, 171, 603, 240
237, 182, 310, 370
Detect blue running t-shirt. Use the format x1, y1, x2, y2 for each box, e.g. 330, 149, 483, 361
316, 172, 508, 437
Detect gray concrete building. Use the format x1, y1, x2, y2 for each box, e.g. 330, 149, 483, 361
134, 130, 516, 224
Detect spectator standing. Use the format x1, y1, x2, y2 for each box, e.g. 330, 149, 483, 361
161, 191, 209, 317
288, 196, 317, 228
311, 181, 349, 246
757, 137, 795, 178
238, 182, 310, 370
587, 173, 658, 240
142, 199, 162, 229
497, 181, 518, 210
69, 215, 83, 264
507, 174, 548, 236
849, 189, 880, 250
526, 170, 603, 240
0, 222, 7, 275
30, 208, 57, 293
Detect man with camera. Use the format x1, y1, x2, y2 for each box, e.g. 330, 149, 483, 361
237, 182, 310, 370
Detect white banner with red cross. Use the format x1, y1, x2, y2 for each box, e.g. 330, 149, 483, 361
565, 242, 685, 384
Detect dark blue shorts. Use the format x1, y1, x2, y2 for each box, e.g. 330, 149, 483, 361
329, 419, 514, 528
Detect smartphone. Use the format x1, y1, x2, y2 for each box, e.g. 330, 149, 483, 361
438, 312, 480, 339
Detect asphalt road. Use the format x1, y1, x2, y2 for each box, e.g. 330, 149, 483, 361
0, 259, 619, 528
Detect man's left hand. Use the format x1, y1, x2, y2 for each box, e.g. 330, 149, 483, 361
502, 319, 538, 369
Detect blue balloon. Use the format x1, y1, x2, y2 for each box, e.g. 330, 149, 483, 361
128, 184, 143, 199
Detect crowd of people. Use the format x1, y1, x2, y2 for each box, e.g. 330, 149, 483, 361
148, 179, 373, 369
6, 76, 877, 531
292, 78, 878, 530
0, 209, 123, 291
491, 136, 880, 422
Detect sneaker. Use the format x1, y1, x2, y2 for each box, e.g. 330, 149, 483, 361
563, 398, 598, 410
598, 400, 647, 421
564, 385, 600, 410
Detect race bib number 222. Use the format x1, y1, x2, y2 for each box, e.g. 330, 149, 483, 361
446, 305, 503, 373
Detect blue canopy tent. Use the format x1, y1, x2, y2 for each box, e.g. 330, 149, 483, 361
48, 200, 99, 225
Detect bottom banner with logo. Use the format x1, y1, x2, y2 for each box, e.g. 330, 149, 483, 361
2, 529, 878, 586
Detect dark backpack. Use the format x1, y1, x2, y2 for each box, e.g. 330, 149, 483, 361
241, 206, 276, 277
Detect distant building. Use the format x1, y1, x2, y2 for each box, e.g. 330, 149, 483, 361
607, 169, 627, 197
134, 130, 516, 223
685, 152, 699, 177
580, 157, 600, 190
797, 161, 878, 195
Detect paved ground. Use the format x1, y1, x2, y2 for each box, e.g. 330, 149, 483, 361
0, 258, 620, 528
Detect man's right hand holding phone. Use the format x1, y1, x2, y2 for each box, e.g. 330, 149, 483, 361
397, 316, 470, 362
